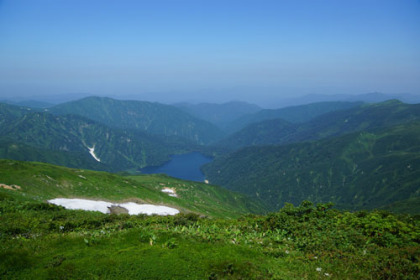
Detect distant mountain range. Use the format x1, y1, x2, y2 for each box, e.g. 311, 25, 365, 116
265, 92, 420, 108
204, 120, 420, 213
225, 101, 362, 133
216, 100, 420, 150
204, 100, 420, 213
175, 101, 261, 129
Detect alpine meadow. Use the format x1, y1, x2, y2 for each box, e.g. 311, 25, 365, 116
1, 0, 420, 279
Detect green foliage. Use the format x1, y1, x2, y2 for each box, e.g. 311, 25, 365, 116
217, 100, 420, 151
0, 108, 190, 171
0, 159, 266, 218
204, 120, 420, 213
48, 96, 225, 145
0, 197, 418, 279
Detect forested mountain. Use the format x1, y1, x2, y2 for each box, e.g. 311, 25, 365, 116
216, 119, 296, 150
227, 101, 362, 133
175, 101, 261, 129
0, 104, 193, 171
0, 138, 107, 171
48, 96, 224, 144
203, 121, 420, 213
217, 100, 420, 150
0, 103, 33, 124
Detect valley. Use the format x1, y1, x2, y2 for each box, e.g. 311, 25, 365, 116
1, 96, 419, 279
1, 96, 419, 213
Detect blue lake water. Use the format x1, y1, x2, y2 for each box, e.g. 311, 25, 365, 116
140, 152, 213, 182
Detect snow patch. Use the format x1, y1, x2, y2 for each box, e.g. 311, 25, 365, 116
48, 198, 179, 216
88, 146, 101, 162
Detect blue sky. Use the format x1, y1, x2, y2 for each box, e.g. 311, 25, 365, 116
0, 0, 419, 104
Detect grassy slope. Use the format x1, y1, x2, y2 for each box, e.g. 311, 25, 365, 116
0, 195, 418, 279
204, 121, 420, 213
0, 159, 266, 218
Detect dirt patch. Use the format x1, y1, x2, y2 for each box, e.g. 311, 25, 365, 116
0, 183, 21, 191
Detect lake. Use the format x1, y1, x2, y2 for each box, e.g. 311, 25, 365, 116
140, 152, 213, 182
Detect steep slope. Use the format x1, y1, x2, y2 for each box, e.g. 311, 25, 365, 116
218, 100, 420, 150
48, 96, 224, 144
0, 159, 266, 217
0, 139, 107, 171
175, 101, 261, 129
204, 121, 420, 213
0, 108, 187, 171
227, 101, 362, 133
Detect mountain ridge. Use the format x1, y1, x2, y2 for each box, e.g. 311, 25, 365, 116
204, 120, 420, 213
0, 105, 193, 171
217, 100, 420, 151
48, 96, 225, 145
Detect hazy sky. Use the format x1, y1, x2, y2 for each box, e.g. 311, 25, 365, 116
1, 0, 419, 104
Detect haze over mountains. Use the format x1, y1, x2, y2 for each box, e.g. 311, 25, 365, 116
3, 91, 420, 109
1, 94, 420, 214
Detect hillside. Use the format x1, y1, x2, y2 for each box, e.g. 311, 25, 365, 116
0, 106, 192, 171
0, 102, 33, 125
0, 159, 266, 217
204, 121, 420, 213
227, 101, 362, 133
218, 100, 420, 150
0, 139, 107, 171
216, 118, 296, 149
1, 190, 418, 279
48, 96, 224, 145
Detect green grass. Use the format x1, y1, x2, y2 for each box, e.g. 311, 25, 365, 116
0, 159, 266, 218
0, 192, 418, 279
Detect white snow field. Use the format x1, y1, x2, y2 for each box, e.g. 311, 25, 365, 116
48, 198, 179, 216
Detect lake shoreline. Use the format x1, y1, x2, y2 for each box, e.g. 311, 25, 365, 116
140, 152, 213, 182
